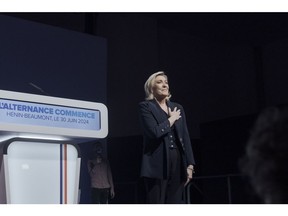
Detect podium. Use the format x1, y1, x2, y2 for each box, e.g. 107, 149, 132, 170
0, 90, 108, 204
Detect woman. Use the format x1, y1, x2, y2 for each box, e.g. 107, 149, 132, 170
138, 71, 195, 204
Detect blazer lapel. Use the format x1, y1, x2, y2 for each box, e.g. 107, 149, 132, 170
167, 100, 175, 110
148, 99, 167, 124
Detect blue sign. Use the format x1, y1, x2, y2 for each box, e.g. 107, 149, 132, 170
0, 99, 101, 131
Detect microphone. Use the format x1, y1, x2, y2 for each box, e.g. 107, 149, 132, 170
29, 82, 50, 96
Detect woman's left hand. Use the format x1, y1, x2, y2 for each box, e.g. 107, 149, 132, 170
184, 166, 194, 186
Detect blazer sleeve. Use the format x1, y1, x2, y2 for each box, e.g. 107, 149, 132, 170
138, 101, 171, 139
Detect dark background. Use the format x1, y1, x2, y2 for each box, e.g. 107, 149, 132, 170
2, 12, 288, 203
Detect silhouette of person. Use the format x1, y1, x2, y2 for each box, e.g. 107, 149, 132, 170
87, 141, 115, 204
242, 105, 288, 203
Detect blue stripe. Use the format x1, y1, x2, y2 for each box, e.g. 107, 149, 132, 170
60, 144, 63, 204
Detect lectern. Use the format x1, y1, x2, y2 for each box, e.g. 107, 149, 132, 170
0, 90, 108, 204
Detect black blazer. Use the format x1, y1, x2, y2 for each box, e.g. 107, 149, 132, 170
138, 99, 195, 180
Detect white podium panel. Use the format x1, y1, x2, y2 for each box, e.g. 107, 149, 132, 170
1, 139, 80, 204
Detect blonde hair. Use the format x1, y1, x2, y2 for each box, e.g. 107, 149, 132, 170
144, 71, 171, 100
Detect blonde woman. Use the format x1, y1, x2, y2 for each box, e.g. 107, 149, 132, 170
138, 71, 195, 204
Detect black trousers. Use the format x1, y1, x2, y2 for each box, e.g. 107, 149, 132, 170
144, 148, 185, 204
91, 188, 110, 204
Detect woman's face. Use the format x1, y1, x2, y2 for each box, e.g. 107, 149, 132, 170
152, 75, 169, 99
